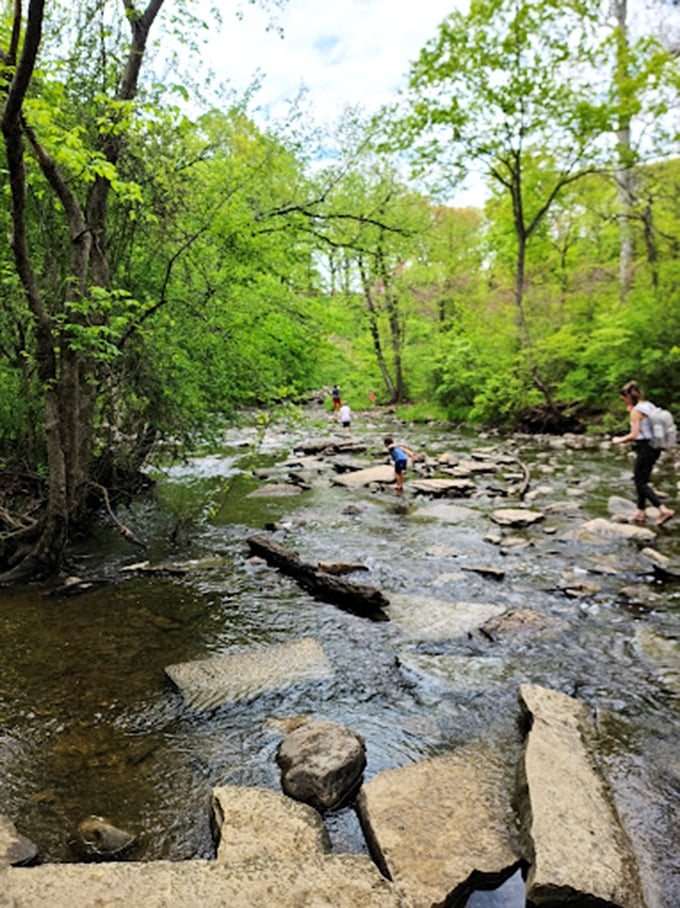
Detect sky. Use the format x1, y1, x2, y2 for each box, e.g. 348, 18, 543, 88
205, 0, 463, 126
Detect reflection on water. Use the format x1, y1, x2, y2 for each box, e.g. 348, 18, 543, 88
0, 417, 678, 905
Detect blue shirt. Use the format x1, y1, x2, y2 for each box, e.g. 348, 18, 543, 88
389, 446, 407, 463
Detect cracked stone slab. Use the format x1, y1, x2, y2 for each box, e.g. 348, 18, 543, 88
356, 747, 522, 908
517, 684, 645, 907
165, 637, 333, 711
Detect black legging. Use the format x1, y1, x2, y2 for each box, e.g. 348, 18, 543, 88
633, 440, 662, 510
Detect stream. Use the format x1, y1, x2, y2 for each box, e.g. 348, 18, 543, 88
1, 405, 679, 906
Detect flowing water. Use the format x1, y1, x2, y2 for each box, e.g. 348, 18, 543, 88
1, 408, 679, 906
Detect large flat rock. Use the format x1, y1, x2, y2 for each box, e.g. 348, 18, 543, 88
3, 855, 410, 907
388, 594, 506, 642
356, 748, 522, 908
331, 465, 395, 487
212, 786, 330, 863
517, 684, 645, 907
165, 637, 332, 710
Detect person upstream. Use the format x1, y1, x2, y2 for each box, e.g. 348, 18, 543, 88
339, 403, 351, 430
384, 437, 414, 494
612, 380, 674, 527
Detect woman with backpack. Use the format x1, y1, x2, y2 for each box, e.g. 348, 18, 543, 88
612, 380, 674, 526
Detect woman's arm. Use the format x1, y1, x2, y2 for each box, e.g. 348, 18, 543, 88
613, 406, 642, 444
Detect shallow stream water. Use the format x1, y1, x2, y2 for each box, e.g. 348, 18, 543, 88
1, 407, 679, 906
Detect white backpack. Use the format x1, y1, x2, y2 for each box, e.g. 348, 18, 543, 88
646, 404, 677, 450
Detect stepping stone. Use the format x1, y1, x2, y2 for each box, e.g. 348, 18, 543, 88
5, 855, 406, 908
491, 508, 544, 528
357, 747, 522, 907
388, 594, 505, 642
410, 478, 476, 498
211, 786, 330, 863
165, 638, 332, 711
517, 684, 644, 907
331, 465, 394, 488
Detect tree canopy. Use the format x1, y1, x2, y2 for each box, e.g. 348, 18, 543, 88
1, 0, 679, 577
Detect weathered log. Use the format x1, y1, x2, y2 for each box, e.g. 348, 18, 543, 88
247, 535, 389, 621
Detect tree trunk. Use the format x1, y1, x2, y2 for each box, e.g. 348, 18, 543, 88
1, 0, 166, 579
612, 0, 636, 303
358, 257, 397, 402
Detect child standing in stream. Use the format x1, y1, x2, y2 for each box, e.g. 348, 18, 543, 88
384, 437, 414, 494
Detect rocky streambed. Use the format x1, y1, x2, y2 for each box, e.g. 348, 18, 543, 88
1, 406, 679, 906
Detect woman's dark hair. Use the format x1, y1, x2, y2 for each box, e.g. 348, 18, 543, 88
620, 380, 642, 404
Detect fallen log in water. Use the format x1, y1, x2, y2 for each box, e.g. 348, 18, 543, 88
247, 534, 389, 621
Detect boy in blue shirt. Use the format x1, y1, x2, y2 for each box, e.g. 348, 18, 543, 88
384, 437, 414, 494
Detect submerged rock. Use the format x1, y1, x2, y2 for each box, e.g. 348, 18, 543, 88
69, 815, 136, 862
0, 815, 38, 866
165, 637, 333, 711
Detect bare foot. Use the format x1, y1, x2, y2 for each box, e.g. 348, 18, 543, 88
656, 508, 675, 527
626, 513, 646, 525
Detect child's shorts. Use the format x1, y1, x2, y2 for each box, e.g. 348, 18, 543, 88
394, 459, 407, 474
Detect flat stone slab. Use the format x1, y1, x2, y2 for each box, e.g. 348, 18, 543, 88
491, 508, 544, 527
165, 637, 333, 711
246, 483, 304, 497
331, 465, 395, 487
212, 786, 329, 863
410, 478, 476, 497
517, 684, 644, 907
4, 855, 410, 907
413, 502, 477, 523
566, 518, 655, 543
356, 747, 522, 908
388, 595, 506, 642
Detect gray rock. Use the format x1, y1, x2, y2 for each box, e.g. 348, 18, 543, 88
634, 628, 680, 694
356, 747, 522, 908
211, 786, 330, 863
414, 502, 477, 523
165, 637, 333, 711
0, 815, 38, 866
388, 594, 506, 642
276, 720, 366, 810
410, 478, 476, 498
517, 684, 645, 907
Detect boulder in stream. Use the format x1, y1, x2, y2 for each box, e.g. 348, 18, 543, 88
276, 720, 366, 810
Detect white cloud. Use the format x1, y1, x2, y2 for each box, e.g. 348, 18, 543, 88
204, 0, 463, 123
